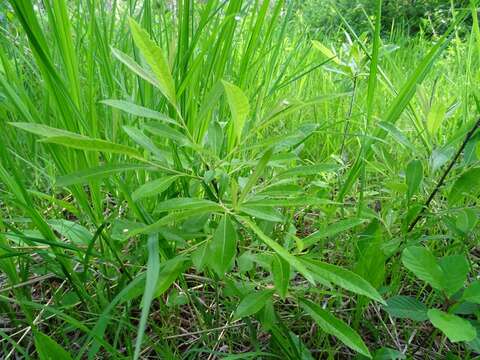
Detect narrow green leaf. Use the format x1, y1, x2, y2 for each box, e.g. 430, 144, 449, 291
132, 176, 179, 201
129, 18, 177, 107
406, 159, 423, 201
209, 215, 237, 277
40, 136, 141, 158
134, 234, 160, 360
102, 100, 177, 125
239, 216, 315, 284
427, 102, 447, 135
428, 309, 476, 343
233, 290, 273, 320
272, 254, 290, 299
239, 148, 273, 203
239, 204, 284, 222
34, 331, 73, 360
56, 163, 150, 187
301, 258, 385, 304
222, 80, 250, 142
155, 198, 222, 213
277, 163, 339, 178
300, 299, 371, 358
303, 218, 366, 248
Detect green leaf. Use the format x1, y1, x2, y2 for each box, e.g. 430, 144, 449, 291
384, 295, 428, 321
40, 136, 141, 158
128, 18, 177, 107
406, 159, 423, 201
132, 176, 179, 201
301, 258, 385, 304
439, 255, 469, 297
402, 246, 444, 290
102, 100, 177, 125
48, 220, 92, 245
378, 121, 416, 152
303, 218, 366, 248
272, 254, 290, 299
427, 309, 476, 343
427, 102, 447, 135
123, 126, 166, 160
233, 290, 273, 320
134, 234, 160, 360
277, 163, 339, 178
56, 163, 150, 187
300, 299, 371, 358
11, 122, 140, 158
239, 216, 315, 284
222, 80, 250, 142
311, 40, 340, 64
153, 256, 187, 297
34, 331, 73, 360
239, 148, 273, 203
156, 198, 222, 213
448, 167, 480, 205
143, 123, 192, 147
239, 204, 283, 222
209, 215, 237, 277
463, 281, 480, 304
111, 47, 161, 88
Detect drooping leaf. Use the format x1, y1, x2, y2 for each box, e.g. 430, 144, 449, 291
384, 295, 428, 321
34, 331, 73, 360
239, 204, 283, 222
48, 220, 92, 245
209, 215, 237, 277
233, 290, 273, 320
272, 254, 290, 299
402, 246, 444, 290
427, 309, 476, 343
300, 299, 371, 358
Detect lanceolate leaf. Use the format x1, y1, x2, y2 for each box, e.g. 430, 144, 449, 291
301, 258, 385, 304
56, 163, 150, 187
102, 100, 177, 125
134, 234, 160, 360
300, 299, 371, 358
463, 281, 480, 304
239, 216, 315, 284
233, 290, 273, 320
406, 159, 423, 201
272, 254, 290, 299
128, 18, 177, 107
427, 309, 476, 343
132, 176, 179, 201
34, 331, 73, 360
209, 215, 237, 277
223, 80, 250, 143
